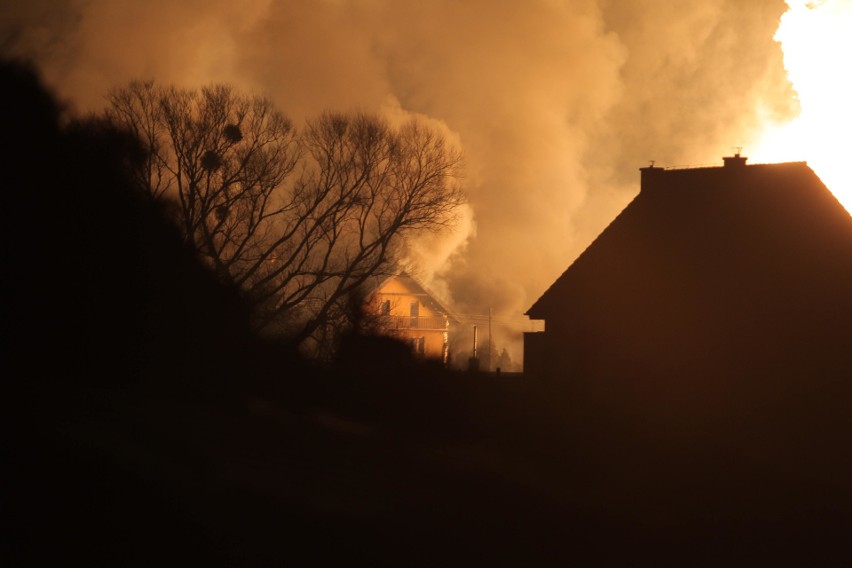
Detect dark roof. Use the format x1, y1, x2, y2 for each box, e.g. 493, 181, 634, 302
527, 159, 852, 321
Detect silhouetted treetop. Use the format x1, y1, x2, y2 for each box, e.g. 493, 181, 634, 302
105, 81, 466, 352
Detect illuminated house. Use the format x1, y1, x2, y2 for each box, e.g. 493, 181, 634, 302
525, 155, 852, 387
368, 273, 457, 363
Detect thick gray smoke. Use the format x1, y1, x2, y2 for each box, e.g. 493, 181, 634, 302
2, 0, 795, 363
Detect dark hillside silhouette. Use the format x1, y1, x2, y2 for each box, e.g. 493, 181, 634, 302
0, 61, 258, 395
0, 60, 304, 565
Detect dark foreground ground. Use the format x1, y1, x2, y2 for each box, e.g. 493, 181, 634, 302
6, 366, 852, 567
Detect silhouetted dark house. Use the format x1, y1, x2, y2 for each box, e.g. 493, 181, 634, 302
525, 155, 852, 390
519, 156, 852, 557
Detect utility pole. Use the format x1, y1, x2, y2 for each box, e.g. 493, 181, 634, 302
469, 325, 479, 372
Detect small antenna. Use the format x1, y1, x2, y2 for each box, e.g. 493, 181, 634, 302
733, 146, 743, 157
649, 160, 656, 168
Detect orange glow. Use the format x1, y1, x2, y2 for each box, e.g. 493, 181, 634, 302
749, 0, 852, 212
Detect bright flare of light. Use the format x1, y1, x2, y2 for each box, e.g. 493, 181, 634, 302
749, 0, 852, 212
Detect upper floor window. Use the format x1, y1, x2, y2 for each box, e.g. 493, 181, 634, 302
410, 301, 420, 328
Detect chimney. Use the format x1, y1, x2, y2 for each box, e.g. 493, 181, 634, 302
723, 152, 747, 168
639, 160, 665, 191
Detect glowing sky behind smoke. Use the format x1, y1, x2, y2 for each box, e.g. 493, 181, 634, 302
749, 0, 852, 212
2, 0, 801, 359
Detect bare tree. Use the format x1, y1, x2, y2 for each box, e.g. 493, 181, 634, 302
106, 82, 465, 349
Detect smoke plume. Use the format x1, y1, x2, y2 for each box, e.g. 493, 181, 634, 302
2, 0, 795, 362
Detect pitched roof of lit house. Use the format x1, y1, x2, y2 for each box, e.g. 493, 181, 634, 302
370, 272, 459, 322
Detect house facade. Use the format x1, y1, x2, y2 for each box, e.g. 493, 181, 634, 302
368, 273, 457, 363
